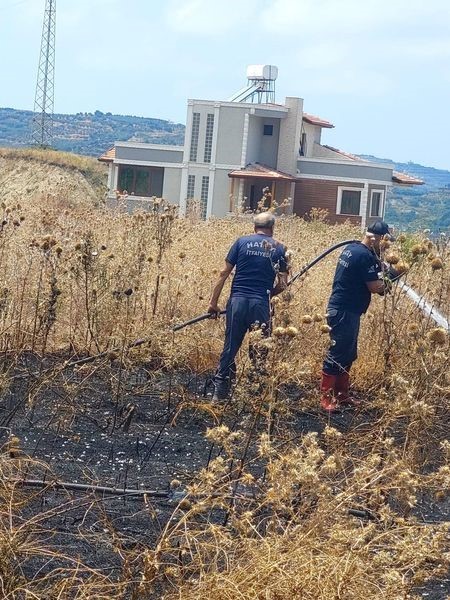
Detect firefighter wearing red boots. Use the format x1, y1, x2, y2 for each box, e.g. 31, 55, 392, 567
321, 220, 394, 412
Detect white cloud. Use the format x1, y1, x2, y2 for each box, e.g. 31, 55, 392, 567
300, 67, 391, 97
6, 0, 46, 26
396, 39, 450, 60
259, 0, 387, 35
296, 42, 350, 70
165, 0, 260, 34
59, 0, 121, 28
259, 0, 450, 35
261, 0, 450, 99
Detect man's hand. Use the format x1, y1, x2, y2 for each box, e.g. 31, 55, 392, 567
207, 303, 221, 319
271, 272, 288, 296
366, 279, 386, 295
385, 264, 401, 282
383, 276, 393, 295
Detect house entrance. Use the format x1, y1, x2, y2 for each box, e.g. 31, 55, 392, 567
245, 179, 273, 211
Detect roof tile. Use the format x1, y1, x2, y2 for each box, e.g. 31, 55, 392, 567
303, 112, 334, 128
98, 147, 115, 162
392, 171, 424, 185
228, 163, 296, 181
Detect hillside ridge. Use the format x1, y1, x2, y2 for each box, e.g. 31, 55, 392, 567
0, 107, 185, 156
1, 107, 450, 229
0, 147, 107, 207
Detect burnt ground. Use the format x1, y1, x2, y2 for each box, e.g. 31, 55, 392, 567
0, 355, 448, 599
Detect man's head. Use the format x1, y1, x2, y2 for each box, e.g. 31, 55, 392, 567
253, 212, 275, 234
364, 219, 394, 252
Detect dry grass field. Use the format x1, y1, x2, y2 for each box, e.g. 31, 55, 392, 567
0, 149, 448, 599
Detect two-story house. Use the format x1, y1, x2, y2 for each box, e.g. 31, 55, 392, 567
100, 65, 422, 228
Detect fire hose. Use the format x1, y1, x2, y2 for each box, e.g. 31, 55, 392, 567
173, 240, 449, 332
172, 239, 359, 331
13, 239, 446, 381
10, 241, 355, 380
397, 280, 449, 330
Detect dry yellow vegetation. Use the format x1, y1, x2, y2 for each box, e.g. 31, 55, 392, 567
0, 153, 448, 599
0, 147, 107, 206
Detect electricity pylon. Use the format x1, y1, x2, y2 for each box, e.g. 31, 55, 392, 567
31, 0, 56, 147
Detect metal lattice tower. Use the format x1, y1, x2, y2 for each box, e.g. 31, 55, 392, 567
32, 0, 56, 147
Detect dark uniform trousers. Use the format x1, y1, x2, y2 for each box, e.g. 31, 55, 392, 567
215, 296, 271, 383
323, 308, 361, 376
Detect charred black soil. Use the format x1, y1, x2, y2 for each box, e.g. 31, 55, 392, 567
1, 355, 448, 599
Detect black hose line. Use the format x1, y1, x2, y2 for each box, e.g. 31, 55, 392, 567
288, 239, 358, 286
13, 479, 448, 525
172, 239, 358, 332
11, 239, 357, 379
172, 311, 226, 332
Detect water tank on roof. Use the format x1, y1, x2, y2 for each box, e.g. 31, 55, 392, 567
246, 65, 278, 81
228, 65, 278, 103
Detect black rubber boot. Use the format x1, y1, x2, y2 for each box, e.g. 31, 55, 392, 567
212, 378, 230, 402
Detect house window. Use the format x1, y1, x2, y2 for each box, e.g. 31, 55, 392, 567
189, 112, 200, 162
200, 175, 209, 219
370, 190, 384, 217
337, 188, 362, 215
204, 113, 215, 163
117, 166, 163, 197
263, 124, 273, 136
187, 175, 195, 199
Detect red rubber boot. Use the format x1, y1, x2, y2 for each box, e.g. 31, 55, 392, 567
320, 372, 338, 412
335, 372, 360, 407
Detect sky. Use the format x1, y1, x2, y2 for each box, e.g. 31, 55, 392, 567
1, 0, 450, 170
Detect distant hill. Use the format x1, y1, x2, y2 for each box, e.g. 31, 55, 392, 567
1, 107, 449, 230
358, 154, 450, 192
359, 155, 450, 231
0, 107, 185, 156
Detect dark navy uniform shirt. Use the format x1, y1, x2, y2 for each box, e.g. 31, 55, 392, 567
328, 242, 381, 315
226, 233, 287, 299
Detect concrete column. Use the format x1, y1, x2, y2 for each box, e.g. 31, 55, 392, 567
113, 164, 119, 191
206, 168, 215, 219
179, 165, 189, 216
276, 97, 304, 175
382, 185, 390, 220
238, 178, 244, 211
240, 113, 250, 167
183, 101, 194, 163
107, 164, 113, 191
360, 183, 369, 230
210, 104, 220, 164
229, 178, 235, 212
287, 181, 295, 214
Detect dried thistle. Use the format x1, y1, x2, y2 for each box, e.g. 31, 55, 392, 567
284, 326, 298, 337
395, 261, 410, 275
272, 326, 286, 337
427, 327, 448, 345
431, 257, 444, 270
385, 252, 400, 265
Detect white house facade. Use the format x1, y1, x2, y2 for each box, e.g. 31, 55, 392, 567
100, 66, 422, 228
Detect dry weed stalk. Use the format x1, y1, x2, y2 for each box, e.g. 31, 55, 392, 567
0, 184, 447, 598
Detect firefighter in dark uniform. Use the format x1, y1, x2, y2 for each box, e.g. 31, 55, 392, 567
321, 219, 394, 411
208, 212, 288, 401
